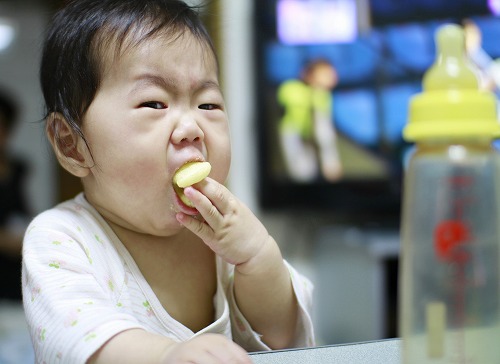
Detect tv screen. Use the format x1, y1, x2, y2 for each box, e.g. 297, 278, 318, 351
254, 0, 500, 222
276, 0, 358, 44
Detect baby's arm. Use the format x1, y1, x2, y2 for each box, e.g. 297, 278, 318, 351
233, 235, 299, 349
89, 329, 250, 364
177, 179, 301, 349
23, 217, 251, 364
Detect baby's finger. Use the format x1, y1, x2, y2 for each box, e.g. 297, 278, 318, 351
176, 212, 214, 241
182, 186, 224, 229
194, 178, 236, 217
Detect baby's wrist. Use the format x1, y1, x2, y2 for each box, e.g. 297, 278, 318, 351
235, 235, 281, 276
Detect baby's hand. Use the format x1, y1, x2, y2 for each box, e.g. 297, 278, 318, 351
176, 178, 271, 267
162, 334, 251, 364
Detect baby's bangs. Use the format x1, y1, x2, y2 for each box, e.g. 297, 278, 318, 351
89, 2, 215, 74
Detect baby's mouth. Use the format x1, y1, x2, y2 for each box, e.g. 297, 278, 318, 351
172, 161, 211, 208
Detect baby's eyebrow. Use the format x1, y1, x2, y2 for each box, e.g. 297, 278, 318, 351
197, 80, 221, 93
129, 73, 221, 96
129, 73, 175, 95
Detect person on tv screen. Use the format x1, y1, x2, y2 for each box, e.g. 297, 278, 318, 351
277, 59, 342, 183
463, 18, 500, 95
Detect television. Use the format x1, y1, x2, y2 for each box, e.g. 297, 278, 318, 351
253, 0, 500, 223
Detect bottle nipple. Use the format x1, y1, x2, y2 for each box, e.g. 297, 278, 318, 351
423, 24, 479, 91
403, 23, 500, 141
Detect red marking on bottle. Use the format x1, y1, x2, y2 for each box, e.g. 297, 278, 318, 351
434, 220, 470, 261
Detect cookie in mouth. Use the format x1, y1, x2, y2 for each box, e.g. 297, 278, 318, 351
173, 161, 211, 207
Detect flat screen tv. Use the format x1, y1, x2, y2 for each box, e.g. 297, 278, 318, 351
254, 0, 500, 222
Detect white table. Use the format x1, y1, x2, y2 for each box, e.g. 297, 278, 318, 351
250, 339, 401, 364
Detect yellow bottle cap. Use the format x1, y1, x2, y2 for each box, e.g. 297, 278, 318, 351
404, 24, 500, 141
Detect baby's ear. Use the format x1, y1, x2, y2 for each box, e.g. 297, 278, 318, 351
46, 113, 91, 178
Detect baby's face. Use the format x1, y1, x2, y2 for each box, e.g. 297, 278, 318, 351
80, 32, 231, 236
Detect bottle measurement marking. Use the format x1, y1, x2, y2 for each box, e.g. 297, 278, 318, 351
433, 173, 475, 363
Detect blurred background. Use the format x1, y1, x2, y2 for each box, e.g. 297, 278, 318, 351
0, 0, 499, 362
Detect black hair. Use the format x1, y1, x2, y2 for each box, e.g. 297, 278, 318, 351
40, 0, 216, 146
0, 88, 19, 133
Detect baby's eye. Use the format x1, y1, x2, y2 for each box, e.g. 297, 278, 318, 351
199, 104, 219, 111
140, 101, 167, 109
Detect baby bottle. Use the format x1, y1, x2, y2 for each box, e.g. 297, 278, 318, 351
399, 24, 500, 363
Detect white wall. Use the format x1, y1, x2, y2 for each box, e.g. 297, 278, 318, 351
0, 3, 55, 214
220, 0, 258, 212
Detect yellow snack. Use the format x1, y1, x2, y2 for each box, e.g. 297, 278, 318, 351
173, 161, 211, 207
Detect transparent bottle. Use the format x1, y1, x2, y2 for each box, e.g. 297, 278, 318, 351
399, 24, 500, 363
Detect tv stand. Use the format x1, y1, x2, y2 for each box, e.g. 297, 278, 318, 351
313, 225, 400, 344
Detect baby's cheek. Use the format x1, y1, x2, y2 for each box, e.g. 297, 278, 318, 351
113, 159, 161, 188
213, 149, 231, 182
203, 128, 231, 180
212, 164, 230, 185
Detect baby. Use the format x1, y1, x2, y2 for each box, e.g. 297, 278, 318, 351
22, 0, 314, 363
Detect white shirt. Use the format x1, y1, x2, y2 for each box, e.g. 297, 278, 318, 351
22, 193, 315, 363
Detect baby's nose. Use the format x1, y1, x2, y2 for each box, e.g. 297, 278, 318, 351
171, 114, 204, 144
